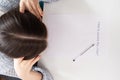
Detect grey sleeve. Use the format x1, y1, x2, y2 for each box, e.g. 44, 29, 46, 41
33, 66, 54, 80
0, 0, 19, 12
0, 0, 58, 13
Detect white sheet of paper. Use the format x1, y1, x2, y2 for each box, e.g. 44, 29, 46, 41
38, 14, 115, 80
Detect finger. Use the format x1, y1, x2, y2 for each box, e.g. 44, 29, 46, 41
26, 2, 38, 18
19, 1, 25, 13
14, 57, 24, 64
37, 3, 43, 16
37, 4, 43, 20
22, 55, 38, 65
29, 2, 41, 19
27, 6, 36, 16
31, 55, 40, 66
22, 56, 35, 63
23, 55, 40, 68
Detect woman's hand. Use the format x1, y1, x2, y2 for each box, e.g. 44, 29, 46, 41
19, 0, 43, 19
13, 55, 42, 80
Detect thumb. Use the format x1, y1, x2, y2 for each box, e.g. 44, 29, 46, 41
31, 55, 41, 66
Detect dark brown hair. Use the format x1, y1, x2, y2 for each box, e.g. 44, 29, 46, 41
0, 7, 47, 60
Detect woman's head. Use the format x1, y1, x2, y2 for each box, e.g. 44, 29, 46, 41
0, 7, 47, 60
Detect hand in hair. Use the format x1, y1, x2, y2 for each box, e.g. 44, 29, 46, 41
14, 55, 42, 80
19, 0, 43, 19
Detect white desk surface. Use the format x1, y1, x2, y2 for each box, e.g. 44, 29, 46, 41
39, 0, 120, 80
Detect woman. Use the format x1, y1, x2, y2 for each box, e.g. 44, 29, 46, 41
0, 3, 53, 80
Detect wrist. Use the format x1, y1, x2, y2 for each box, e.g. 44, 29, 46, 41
22, 71, 42, 80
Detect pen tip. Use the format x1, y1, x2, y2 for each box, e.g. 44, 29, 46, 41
73, 59, 75, 62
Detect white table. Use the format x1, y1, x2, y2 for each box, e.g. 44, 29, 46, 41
39, 0, 120, 80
